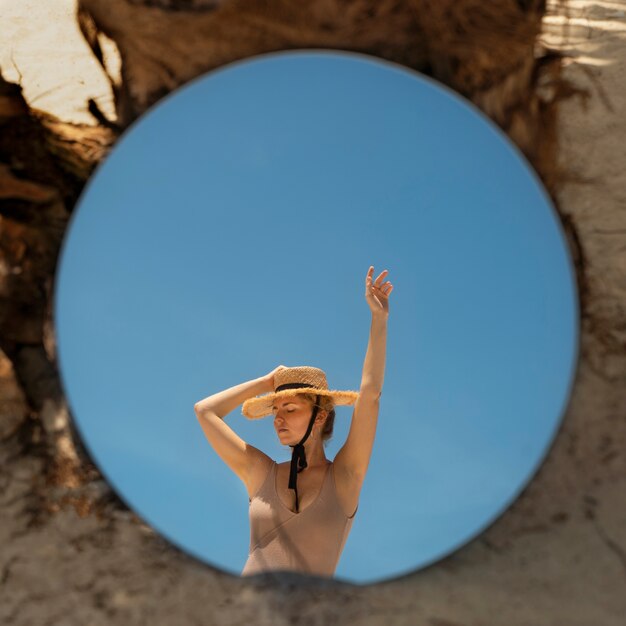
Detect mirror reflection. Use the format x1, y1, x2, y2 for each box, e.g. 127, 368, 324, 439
54, 50, 579, 584
195, 265, 390, 578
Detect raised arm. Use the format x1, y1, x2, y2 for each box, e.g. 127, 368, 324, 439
335, 266, 392, 481
194, 371, 277, 489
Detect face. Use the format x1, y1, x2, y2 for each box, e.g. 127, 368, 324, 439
271, 395, 326, 444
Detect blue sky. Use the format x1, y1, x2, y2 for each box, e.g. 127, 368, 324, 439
53, 50, 579, 585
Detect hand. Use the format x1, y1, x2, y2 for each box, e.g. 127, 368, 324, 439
365, 266, 393, 318
263, 365, 287, 391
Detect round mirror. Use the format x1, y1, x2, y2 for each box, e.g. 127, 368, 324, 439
54, 49, 579, 585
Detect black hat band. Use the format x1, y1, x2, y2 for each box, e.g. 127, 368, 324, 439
275, 382, 322, 392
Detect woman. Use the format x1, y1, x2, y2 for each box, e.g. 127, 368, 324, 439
194, 265, 392, 577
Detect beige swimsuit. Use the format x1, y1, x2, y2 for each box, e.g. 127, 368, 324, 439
241, 460, 358, 577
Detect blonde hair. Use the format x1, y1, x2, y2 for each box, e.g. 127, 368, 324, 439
296, 392, 336, 445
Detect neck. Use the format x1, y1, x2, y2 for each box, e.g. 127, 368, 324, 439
295, 436, 328, 468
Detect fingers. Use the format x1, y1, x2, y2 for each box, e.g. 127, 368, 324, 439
375, 282, 392, 297
365, 265, 393, 298
372, 267, 389, 287
366, 266, 392, 294
366, 266, 388, 283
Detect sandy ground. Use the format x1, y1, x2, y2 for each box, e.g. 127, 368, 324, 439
1, 1, 626, 625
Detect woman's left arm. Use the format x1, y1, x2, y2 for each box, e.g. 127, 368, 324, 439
360, 265, 392, 396
335, 266, 392, 480
359, 314, 387, 396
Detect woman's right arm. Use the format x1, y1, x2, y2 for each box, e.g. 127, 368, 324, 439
194, 375, 271, 418
193, 369, 280, 488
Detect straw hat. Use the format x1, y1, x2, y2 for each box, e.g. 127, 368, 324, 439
242, 366, 359, 419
